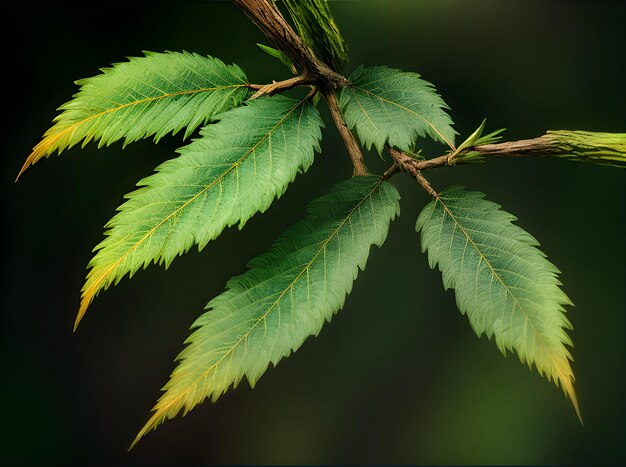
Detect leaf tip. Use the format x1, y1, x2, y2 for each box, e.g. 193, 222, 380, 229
16, 155, 35, 181
561, 373, 583, 425
74, 298, 91, 332
130, 408, 166, 451
18, 132, 64, 180
555, 358, 582, 424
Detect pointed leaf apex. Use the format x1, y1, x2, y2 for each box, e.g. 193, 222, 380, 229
557, 363, 583, 424
130, 410, 163, 451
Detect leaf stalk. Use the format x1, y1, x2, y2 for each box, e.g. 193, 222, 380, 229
325, 90, 367, 176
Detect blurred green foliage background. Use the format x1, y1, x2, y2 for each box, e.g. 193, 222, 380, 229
2, 1, 624, 465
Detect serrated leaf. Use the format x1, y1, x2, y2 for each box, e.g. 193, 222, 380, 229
77, 95, 322, 329
416, 187, 580, 421
131, 176, 400, 447
339, 65, 456, 153
19, 51, 249, 177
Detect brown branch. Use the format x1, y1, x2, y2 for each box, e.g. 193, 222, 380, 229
325, 90, 367, 176
414, 171, 439, 198
387, 130, 626, 179
234, 0, 368, 178
232, 0, 347, 88
382, 163, 399, 180
461, 131, 625, 167
247, 75, 314, 99
473, 136, 560, 158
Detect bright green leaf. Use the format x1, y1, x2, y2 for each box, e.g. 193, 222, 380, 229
132, 175, 400, 447
339, 65, 456, 153
416, 187, 581, 421
19, 51, 249, 176
77, 95, 322, 328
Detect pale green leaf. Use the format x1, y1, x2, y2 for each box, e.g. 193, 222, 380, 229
455, 119, 487, 154
339, 66, 456, 153
416, 187, 581, 420
19, 51, 249, 176
474, 127, 506, 146
131, 176, 400, 447
77, 95, 322, 328
257, 43, 297, 73
451, 120, 505, 163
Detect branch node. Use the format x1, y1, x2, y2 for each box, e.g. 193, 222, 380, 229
387, 147, 439, 197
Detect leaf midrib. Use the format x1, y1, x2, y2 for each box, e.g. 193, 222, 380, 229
435, 196, 541, 337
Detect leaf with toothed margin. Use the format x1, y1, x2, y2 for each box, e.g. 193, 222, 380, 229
76, 94, 323, 329
416, 186, 581, 422
130, 175, 400, 448
339, 65, 456, 154
19, 51, 249, 177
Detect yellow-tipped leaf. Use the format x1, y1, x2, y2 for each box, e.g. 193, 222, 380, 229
19, 51, 249, 178
77, 95, 323, 328
131, 176, 400, 447
416, 187, 581, 421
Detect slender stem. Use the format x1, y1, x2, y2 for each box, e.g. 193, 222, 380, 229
325, 90, 367, 176
387, 130, 626, 177
414, 171, 439, 198
247, 75, 315, 99
382, 163, 399, 180
234, 0, 361, 177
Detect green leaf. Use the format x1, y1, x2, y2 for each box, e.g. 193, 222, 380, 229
339, 66, 456, 153
281, 0, 349, 71
474, 127, 506, 147
131, 176, 400, 447
416, 187, 581, 421
19, 51, 249, 177
455, 119, 487, 154
77, 95, 322, 329
256, 43, 297, 73
450, 120, 505, 164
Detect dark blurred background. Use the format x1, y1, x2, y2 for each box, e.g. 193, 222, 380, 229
2, 1, 624, 465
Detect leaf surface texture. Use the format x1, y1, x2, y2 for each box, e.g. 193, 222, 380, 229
20, 51, 249, 175
132, 176, 400, 446
339, 65, 456, 153
416, 187, 580, 419
78, 95, 322, 327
